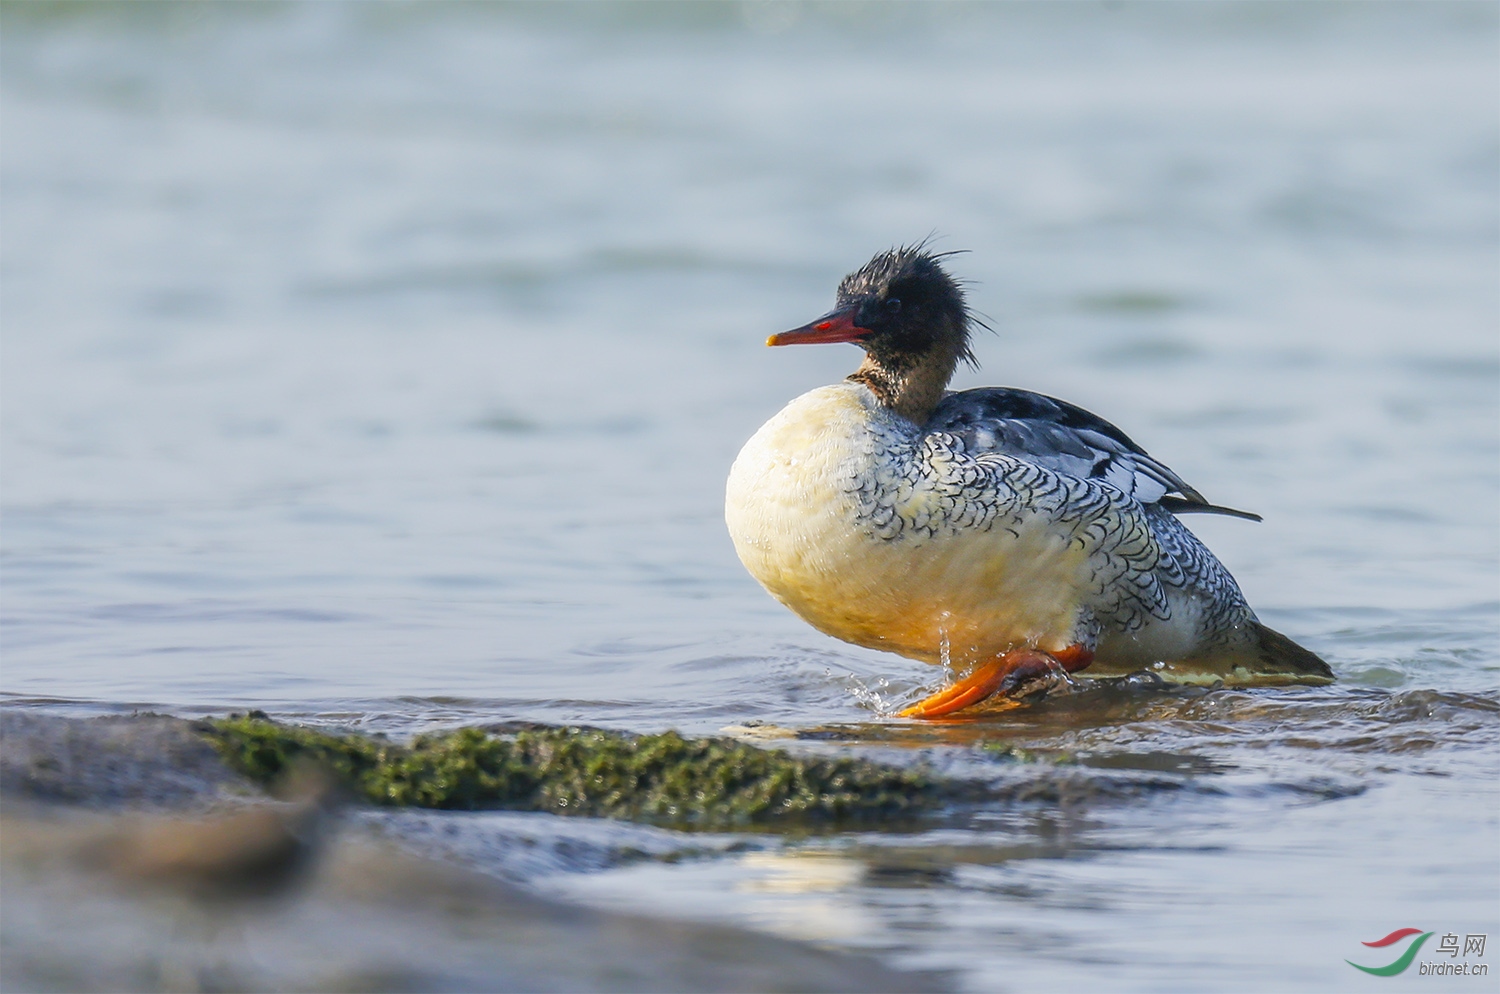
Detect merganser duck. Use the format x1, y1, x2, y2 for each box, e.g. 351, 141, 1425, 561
725, 246, 1333, 719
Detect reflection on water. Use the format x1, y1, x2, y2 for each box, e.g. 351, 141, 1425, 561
2, 3, 1496, 991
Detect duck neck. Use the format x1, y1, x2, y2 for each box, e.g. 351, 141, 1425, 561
848, 347, 959, 425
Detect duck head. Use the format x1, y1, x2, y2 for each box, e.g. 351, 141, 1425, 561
769, 245, 977, 424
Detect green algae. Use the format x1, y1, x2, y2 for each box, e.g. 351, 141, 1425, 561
199, 715, 944, 830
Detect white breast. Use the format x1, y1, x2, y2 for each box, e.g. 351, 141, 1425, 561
725, 383, 1095, 666
725, 384, 873, 615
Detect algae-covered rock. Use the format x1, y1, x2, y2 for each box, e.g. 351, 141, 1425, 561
200, 716, 943, 829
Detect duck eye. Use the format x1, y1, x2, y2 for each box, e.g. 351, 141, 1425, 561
885, 298, 902, 313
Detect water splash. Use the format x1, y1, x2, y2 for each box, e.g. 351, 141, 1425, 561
843, 673, 896, 715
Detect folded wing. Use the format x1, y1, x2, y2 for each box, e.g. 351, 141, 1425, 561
926, 388, 1259, 521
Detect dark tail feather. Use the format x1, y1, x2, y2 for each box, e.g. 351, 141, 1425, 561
1159, 496, 1263, 522
1249, 622, 1334, 681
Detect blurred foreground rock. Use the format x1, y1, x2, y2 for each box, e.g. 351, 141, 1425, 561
0, 710, 259, 809
0, 710, 948, 992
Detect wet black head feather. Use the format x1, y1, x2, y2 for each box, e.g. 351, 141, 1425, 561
835, 243, 978, 370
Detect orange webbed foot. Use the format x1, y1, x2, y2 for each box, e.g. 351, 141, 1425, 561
897, 645, 1093, 720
